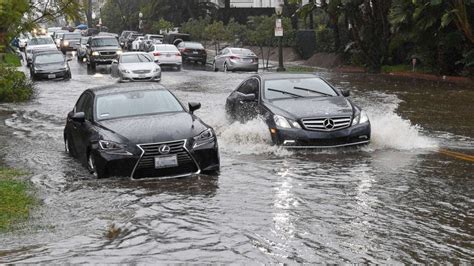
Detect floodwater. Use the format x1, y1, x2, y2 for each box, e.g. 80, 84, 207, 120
0, 56, 472, 263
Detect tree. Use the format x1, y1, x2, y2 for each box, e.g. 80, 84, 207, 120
205, 21, 232, 53
151, 18, 174, 34
0, 0, 81, 52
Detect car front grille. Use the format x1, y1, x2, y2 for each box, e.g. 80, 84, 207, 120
132, 70, 151, 74
301, 116, 352, 131
132, 140, 198, 179
99, 51, 116, 56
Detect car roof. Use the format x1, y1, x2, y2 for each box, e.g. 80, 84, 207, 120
91, 35, 116, 39
257, 73, 319, 81
88, 83, 167, 96
32, 49, 60, 54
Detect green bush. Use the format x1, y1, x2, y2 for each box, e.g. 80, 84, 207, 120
314, 25, 335, 53
0, 53, 22, 67
0, 65, 34, 103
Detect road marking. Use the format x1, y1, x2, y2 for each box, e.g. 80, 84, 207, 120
439, 149, 474, 163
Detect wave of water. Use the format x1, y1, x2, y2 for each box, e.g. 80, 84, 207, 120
208, 93, 437, 155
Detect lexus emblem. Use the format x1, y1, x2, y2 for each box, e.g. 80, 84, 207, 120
323, 118, 335, 130
158, 144, 171, 154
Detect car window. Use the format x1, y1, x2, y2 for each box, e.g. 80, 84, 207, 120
64, 33, 81, 40
34, 53, 64, 64
184, 42, 204, 49
263, 78, 337, 100
83, 95, 94, 121
120, 54, 153, 63
96, 90, 184, 120
237, 78, 259, 96
156, 45, 178, 52
29, 38, 54, 45
75, 93, 91, 113
91, 38, 118, 47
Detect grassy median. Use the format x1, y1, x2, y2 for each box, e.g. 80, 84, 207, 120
0, 167, 34, 231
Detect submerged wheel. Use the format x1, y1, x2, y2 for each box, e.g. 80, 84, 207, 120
224, 62, 228, 73
87, 153, 106, 179
212, 61, 218, 72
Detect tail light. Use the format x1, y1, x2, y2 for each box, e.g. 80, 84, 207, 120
230, 56, 240, 60
153, 52, 161, 56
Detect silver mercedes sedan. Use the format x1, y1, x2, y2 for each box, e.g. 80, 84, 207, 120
213, 47, 259, 72
111, 52, 161, 83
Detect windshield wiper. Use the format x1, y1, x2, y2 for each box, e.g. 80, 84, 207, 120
267, 88, 303, 98
293, 86, 333, 97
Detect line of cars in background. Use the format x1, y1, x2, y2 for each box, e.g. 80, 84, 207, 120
20, 26, 260, 82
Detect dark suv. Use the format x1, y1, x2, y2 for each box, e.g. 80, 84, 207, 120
86, 36, 122, 69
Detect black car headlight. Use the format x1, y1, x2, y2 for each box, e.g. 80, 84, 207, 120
273, 114, 301, 129
99, 140, 132, 155
352, 111, 369, 125
193, 128, 215, 148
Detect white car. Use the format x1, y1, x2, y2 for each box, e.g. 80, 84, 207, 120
111, 52, 161, 82
148, 44, 182, 70
25, 36, 58, 66
131, 37, 144, 51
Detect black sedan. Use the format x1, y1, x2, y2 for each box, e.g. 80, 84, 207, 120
225, 73, 371, 148
64, 84, 220, 179
30, 50, 71, 80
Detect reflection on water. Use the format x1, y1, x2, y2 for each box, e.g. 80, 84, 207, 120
0, 60, 472, 263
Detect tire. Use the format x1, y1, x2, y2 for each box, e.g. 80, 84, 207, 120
212, 61, 218, 72
90, 62, 96, 70
176, 65, 181, 71
224, 62, 228, 73
64, 71, 71, 80
87, 153, 106, 179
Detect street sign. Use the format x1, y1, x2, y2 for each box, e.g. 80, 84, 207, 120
275, 18, 283, 37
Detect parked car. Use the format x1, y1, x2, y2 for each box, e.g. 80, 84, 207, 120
76, 37, 90, 62
47, 27, 62, 37
24, 36, 58, 66
140, 34, 163, 51
30, 50, 71, 80
85, 36, 122, 69
111, 52, 161, 82
213, 47, 258, 72
63, 83, 220, 179
177, 41, 207, 65
163, 33, 190, 46
59, 32, 82, 54
131, 36, 144, 51
125, 33, 143, 51
225, 73, 371, 148
118, 30, 137, 48
148, 44, 182, 70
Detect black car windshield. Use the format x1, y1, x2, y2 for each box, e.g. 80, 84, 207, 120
35, 53, 64, 64
121, 54, 152, 63
264, 78, 337, 100
64, 33, 81, 40
29, 38, 54, 45
92, 38, 119, 47
185, 42, 204, 49
96, 90, 184, 120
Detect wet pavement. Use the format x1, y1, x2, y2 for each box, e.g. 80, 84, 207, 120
0, 54, 472, 263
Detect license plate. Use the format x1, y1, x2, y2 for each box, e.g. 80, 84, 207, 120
244, 59, 252, 62
138, 74, 146, 78
193, 51, 198, 54
155, 155, 178, 169
166, 54, 172, 57
48, 74, 56, 79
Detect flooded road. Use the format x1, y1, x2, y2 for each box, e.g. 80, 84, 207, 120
0, 57, 472, 263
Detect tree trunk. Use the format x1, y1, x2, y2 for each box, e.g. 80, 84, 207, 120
86, 0, 93, 28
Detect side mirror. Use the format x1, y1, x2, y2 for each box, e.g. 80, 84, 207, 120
67, 58, 72, 61
71, 112, 85, 122
86, 43, 90, 48
341, 89, 350, 97
240, 93, 256, 102
154, 59, 159, 63
111, 59, 118, 64
188, 102, 201, 114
